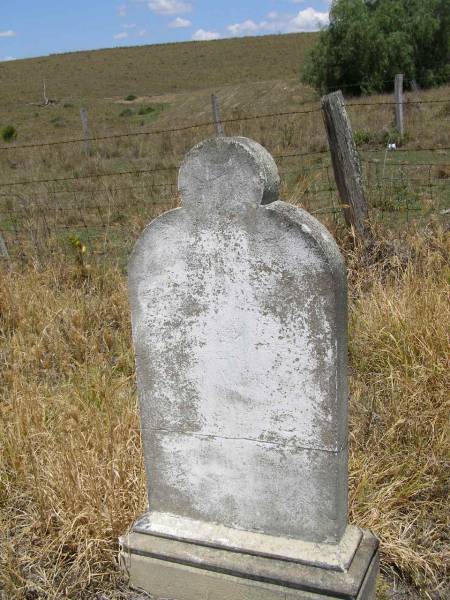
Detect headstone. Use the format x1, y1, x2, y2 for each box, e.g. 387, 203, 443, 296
120, 137, 379, 600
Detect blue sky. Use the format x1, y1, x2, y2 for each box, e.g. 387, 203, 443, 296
0, 1, 331, 61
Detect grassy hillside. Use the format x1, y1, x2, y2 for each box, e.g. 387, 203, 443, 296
0, 33, 317, 107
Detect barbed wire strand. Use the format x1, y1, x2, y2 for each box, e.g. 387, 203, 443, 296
1, 97, 448, 153
0, 149, 334, 188
0, 107, 323, 152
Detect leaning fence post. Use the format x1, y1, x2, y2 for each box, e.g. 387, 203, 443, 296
394, 74, 404, 138
80, 107, 92, 155
211, 94, 225, 136
321, 90, 370, 241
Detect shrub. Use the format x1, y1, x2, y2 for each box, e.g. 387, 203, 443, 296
1, 125, 17, 143
119, 108, 134, 117
353, 130, 375, 147
353, 128, 406, 149
301, 0, 450, 95
379, 128, 408, 147
138, 105, 156, 115
125, 94, 137, 101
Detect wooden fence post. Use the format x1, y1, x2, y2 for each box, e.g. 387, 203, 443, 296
321, 90, 370, 241
211, 94, 225, 136
42, 79, 49, 106
0, 232, 9, 258
80, 107, 92, 155
394, 74, 404, 138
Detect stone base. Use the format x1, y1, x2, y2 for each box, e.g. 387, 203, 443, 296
119, 525, 379, 600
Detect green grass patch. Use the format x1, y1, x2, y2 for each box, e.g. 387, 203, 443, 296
137, 103, 167, 123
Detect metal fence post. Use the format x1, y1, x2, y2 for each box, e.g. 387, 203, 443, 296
395, 74, 405, 138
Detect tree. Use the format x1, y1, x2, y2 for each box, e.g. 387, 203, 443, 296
301, 0, 450, 94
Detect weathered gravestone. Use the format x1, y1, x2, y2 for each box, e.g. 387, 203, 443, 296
119, 136, 379, 599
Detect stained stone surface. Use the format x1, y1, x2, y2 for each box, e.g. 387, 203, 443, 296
119, 529, 379, 600
128, 136, 349, 545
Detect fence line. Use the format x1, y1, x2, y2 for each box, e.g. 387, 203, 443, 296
0, 182, 177, 199
0, 106, 323, 152
362, 146, 450, 154
0, 192, 446, 248
362, 159, 450, 167
1, 88, 448, 259
346, 98, 449, 108
2, 147, 447, 190
0, 196, 178, 217
0, 165, 178, 188
0, 150, 333, 189
0, 167, 318, 208
0, 97, 448, 153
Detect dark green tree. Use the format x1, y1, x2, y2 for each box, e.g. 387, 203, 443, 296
301, 0, 450, 94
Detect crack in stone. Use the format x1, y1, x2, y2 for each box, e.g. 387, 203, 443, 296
146, 427, 347, 454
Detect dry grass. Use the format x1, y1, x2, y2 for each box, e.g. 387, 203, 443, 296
0, 260, 146, 599
0, 222, 449, 599
346, 222, 450, 598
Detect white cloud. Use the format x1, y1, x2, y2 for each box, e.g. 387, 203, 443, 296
137, 29, 147, 37
289, 7, 329, 31
124, 23, 137, 28
192, 29, 220, 41
228, 8, 329, 37
114, 31, 128, 39
1, 56, 15, 61
148, 0, 191, 15
0, 30, 16, 38
169, 17, 191, 28
228, 20, 262, 36
117, 4, 127, 17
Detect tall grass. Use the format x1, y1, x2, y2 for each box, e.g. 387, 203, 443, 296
0, 261, 145, 599
346, 223, 450, 598
0, 222, 448, 599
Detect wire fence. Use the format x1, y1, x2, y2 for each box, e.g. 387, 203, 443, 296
0, 90, 449, 261
0, 97, 447, 153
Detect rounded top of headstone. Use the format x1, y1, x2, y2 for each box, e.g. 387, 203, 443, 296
178, 136, 280, 211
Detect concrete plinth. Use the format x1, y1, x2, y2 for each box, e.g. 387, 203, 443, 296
119, 523, 378, 600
